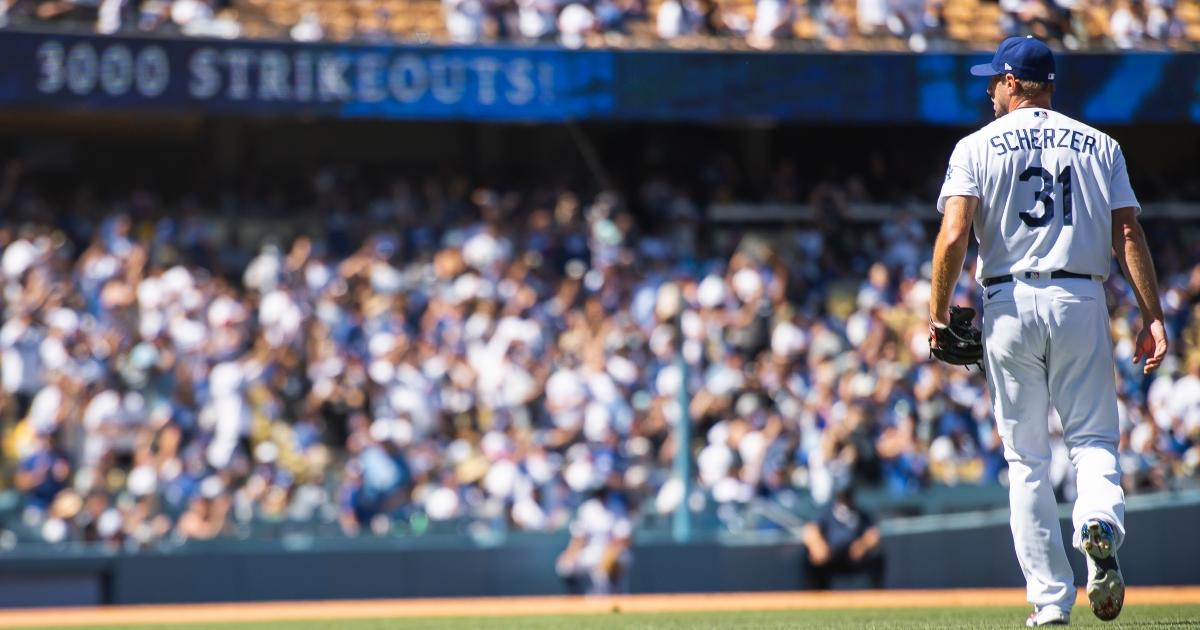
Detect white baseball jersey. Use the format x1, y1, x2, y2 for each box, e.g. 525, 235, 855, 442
937, 107, 1140, 282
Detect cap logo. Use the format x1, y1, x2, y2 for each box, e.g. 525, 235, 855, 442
1004, 63, 1013, 71
1048, 72, 1055, 80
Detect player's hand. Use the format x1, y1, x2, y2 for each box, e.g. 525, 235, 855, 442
807, 540, 830, 566
1132, 319, 1168, 374
809, 546, 829, 566
928, 317, 948, 350
849, 540, 866, 562
556, 549, 578, 573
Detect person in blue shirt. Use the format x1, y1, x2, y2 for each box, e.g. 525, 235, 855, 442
16, 430, 71, 512
801, 485, 884, 590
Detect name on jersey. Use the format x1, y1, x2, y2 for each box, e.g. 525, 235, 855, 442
988, 128, 1098, 157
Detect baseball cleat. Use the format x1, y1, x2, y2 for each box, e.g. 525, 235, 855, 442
1026, 606, 1070, 627
1081, 520, 1124, 621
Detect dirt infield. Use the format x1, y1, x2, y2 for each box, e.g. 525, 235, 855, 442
2, 588, 1199, 628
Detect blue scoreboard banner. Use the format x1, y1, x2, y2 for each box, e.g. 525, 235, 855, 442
0, 30, 615, 121
0, 29, 1197, 124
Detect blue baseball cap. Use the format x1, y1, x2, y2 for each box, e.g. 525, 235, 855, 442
970, 36, 1056, 82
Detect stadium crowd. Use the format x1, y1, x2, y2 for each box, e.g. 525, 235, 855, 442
1, 159, 1199, 551
0, 0, 1196, 51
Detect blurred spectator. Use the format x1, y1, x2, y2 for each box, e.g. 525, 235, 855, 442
1017, 0, 1071, 43
657, 0, 701, 38
1110, 0, 1147, 46
290, 10, 324, 42
15, 431, 71, 512
484, 0, 517, 39
596, 0, 648, 36
749, 0, 795, 46
96, 0, 122, 33
559, 1, 597, 47
801, 486, 885, 589
517, 0, 557, 40
909, 0, 949, 51
817, 0, 857, 46
176, 485, 230, 541
695, 0, 735, 35
556, 486, 633, 594
1146, 0, 1186, 41
445, 0, 487, 42
858, 0, 891, 36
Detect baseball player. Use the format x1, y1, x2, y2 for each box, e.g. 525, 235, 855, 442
928, 37, 1168, 627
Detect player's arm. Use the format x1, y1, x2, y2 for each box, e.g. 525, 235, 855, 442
1111, 207, 1167, 373
801, 521, 830, 565
929, 195, 978, 326
557, 531, 587, 567
849, 526, 881, 561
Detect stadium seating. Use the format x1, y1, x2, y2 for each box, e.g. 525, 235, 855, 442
3, 0, 1198, 49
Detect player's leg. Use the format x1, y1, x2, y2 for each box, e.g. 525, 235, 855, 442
983, 287, 1076, 613
1044, 279, 1126, 620
803, 554, 834, 590
587, 563, 613, 595
858, 550, 886, 589
1043, 280, 1125, 549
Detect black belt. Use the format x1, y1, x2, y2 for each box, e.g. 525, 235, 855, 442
982, 270, 1094, 287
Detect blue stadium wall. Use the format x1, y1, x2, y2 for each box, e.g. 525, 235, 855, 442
1, 30, 1199, 124
0, 500, 1197, 607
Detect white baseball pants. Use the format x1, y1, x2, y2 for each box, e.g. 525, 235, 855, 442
982, 276, 1126, 612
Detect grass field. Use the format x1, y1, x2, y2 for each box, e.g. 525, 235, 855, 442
11, 606, 1200, 630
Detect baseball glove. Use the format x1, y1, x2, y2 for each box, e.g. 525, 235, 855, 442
930, 306, 983, 368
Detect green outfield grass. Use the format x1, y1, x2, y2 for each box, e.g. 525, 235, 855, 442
18, 605, 1200, 630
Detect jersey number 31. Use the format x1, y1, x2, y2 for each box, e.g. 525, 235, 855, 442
1018, 165, 1074, 228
